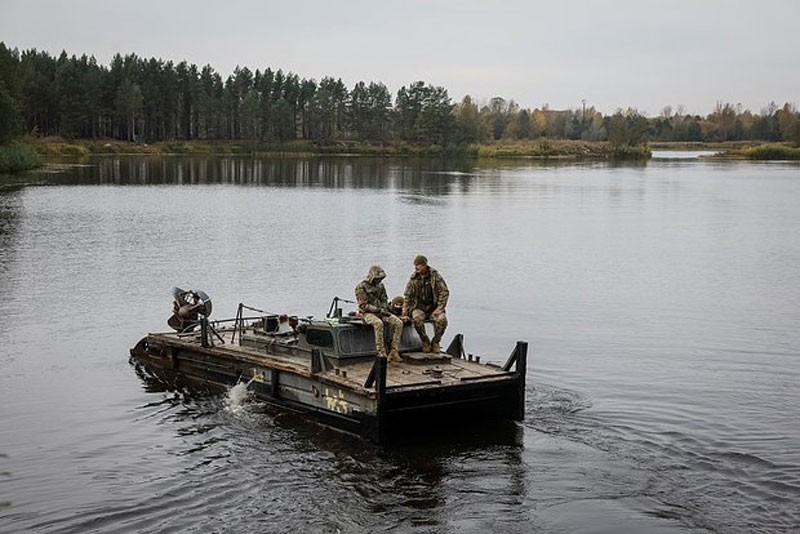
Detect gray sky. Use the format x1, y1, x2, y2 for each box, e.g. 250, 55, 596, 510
1, 0, 797, 116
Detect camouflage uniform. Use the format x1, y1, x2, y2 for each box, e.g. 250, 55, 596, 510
354, 265, 403, 359
402, 259, 449, 352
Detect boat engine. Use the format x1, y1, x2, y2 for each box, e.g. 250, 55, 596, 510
167, 287, 213, 332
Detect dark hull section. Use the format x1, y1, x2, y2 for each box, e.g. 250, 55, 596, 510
379, 379, 522, 442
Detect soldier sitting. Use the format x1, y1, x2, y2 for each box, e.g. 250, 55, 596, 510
389, 295, 405, 316
355, 265, 403, 362
401, 255, 449, 353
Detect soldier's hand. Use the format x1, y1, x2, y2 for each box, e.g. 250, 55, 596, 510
401, 315, 410, 323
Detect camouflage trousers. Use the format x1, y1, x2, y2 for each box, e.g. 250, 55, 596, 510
363, 312, 403, 355
411, 309, 448, 342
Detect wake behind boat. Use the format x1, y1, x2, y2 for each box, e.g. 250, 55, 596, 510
130, 289, 529, 443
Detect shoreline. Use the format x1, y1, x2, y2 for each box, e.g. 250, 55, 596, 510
17, 137, 649, 161
4, 138, 799, 173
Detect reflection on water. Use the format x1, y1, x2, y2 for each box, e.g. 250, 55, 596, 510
38, 155, 651, 192
1, 155, 799, 533
0, 191, 21, 308
56, 157, 486, 194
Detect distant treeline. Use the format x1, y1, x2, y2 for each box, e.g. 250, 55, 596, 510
1, 43, 799, 147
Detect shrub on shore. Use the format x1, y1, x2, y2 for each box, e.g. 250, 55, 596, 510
609, 144, 652, 160
476, 139, 610, 159
24, 136, 91, 158
0, 143, 45, 172
743, 144, 800, 160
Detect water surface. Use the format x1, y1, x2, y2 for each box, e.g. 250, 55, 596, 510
1, 156, 798, 533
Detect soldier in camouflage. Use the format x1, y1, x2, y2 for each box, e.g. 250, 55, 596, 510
401, 255, 449, 353
389, 295, 405, 316
355, 265, 403, 362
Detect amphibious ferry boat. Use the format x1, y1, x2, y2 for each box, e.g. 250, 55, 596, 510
130, 288, 528, 443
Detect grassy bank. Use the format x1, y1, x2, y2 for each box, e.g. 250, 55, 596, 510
11, 136, 798, 173
609, 144, 652, 160
0, 143, 45, 173
649, 141, 759, 151
650, 140, 800, 161
475, 139, 610, 159
23, 137, 656, 160
741, 143, 800, 160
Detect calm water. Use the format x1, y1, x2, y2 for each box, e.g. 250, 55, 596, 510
1, 155, 798, 533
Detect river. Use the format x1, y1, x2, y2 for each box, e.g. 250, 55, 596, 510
1, 154, 798, 533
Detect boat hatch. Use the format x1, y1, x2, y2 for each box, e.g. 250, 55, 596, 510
305, 323, 423, 359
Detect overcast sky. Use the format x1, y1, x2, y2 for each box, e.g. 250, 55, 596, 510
1, 0, 797, 116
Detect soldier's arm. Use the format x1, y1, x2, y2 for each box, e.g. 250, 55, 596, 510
436, 274, 450, 309
402, 279, 414, 317
378, 285, 391, 315
379, 284, 389, 306
355, 284, 379, 314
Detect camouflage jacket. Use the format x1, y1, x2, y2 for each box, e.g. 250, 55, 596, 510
355, 266, 390, 315
403, 267, 449, 316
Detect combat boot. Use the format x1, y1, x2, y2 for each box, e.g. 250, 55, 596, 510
431, 337, 441, 354
421, 336, 431, 353
388, 348, 401, 362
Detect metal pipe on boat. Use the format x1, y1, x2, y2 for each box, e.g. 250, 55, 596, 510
515, 341, 528, 421
201, 318, 209, 348
374, 355, 388, 444
271, 368, 280, 398
377, 356, 387, 400
363, 361, 376, 388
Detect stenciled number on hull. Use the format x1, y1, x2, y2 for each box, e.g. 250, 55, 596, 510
324, 387, 350, 414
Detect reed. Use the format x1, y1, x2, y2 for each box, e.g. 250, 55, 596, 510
744, 144, 800, 160
0, 143, 45, 172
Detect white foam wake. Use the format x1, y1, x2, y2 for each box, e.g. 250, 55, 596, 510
225, 381, 255, 416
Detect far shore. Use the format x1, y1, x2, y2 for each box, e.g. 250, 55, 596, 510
22, 136, 649, 160
3, 137, 799, 174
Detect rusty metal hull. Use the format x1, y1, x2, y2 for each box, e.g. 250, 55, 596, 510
130, 325, 528, 444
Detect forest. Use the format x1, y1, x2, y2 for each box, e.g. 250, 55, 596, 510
1, 42, 800, 148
